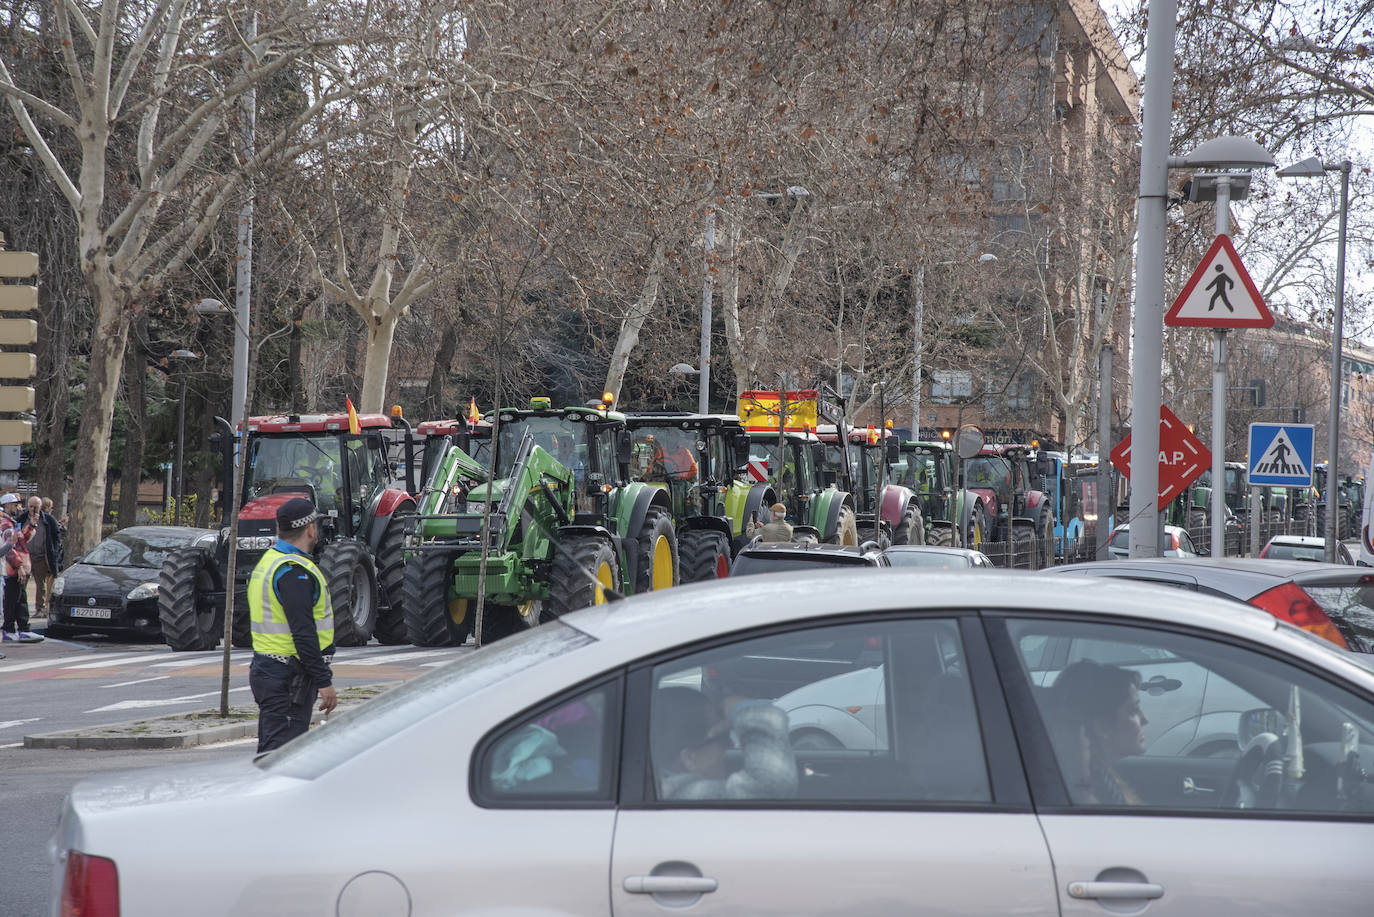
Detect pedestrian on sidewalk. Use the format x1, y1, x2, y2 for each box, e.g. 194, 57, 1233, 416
1, 493, 34, 639
247, 497, 338, 753
18, 495, 61, 620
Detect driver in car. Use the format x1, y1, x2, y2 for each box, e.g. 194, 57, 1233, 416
1046, 660, 1147, 805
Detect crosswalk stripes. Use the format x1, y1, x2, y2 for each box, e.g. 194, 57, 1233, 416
0, 643, 471, 678
333, 648, 458, 666
61, 652, 185, 670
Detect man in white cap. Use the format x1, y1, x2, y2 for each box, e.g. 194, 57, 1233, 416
247, 496, 338, 752
756, 502, 794, 543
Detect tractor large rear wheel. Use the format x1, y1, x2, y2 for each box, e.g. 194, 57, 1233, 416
891, 504, 925, 546
966, 502, 990, 556
372, 510, 413, 645
679, 529, 732, 582
549, 536, 620, 617
826, 504, 860, 546
1037, 512, 1055, 568
158, 548, 221, 651
320, 540, 377, 647
402, 550, 470, 647
634, 506, 679, 595
1011, 521, 1035, 569
1187, 507, 1209, 555
928, 523, 954, 547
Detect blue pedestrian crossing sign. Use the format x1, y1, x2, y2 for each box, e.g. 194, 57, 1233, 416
1248, 423, 1314, 487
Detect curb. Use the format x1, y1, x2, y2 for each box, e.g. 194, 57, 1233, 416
23, 686, 388, 750
25, 712, 259, 750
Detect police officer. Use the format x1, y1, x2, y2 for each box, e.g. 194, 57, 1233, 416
248, 497, 339, 753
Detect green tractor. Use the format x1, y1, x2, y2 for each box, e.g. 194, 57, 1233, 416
403, 398, 679, 645
892, 440, 993, 550
738, 389, 859, 545
624, 413, 776, 581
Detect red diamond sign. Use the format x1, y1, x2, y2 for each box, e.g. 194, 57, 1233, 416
1109, 405, 1212, 511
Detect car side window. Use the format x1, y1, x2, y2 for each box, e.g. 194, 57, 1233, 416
475, 678, 621, 806
645, 618, 991, 806
1005, 619, 1374, 816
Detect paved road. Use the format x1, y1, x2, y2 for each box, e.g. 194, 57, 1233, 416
1, 634, 475, 743
1, 635, 475, 915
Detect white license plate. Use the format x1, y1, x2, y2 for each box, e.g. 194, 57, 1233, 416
71, 607, 112, 619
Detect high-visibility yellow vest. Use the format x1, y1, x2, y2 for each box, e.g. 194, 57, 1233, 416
248, 547, 333, 656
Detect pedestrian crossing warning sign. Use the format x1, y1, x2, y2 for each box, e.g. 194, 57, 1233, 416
1248, 422, 1314, 487
1166, 234, 1274, 329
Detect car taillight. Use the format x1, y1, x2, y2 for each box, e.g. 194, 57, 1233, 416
60, 851, 119, 917
1249, 582, 1351, 649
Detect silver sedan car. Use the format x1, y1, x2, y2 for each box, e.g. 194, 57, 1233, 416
53, 572, 1374, 916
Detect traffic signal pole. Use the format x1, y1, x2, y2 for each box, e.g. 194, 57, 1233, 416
1129, 0, 1176, 558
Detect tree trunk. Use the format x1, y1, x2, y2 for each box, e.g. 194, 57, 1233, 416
34, 273, 72, 511
68, 285, 133, 557
423, 312, 461, 418
360, 312, 399, 413
603, 241, 666, 405
717, 221, 749, 396
116, 324, 147, 529
287, 304, 305, 414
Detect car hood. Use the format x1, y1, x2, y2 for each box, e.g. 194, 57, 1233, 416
60, 562, 159, 594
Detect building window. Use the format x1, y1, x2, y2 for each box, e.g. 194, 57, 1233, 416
931, 371, 973, 404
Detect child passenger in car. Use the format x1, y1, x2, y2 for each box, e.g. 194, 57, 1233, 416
651, 687, 797, 800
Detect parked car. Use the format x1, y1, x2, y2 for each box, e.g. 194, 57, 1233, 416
45, 526, 219, 640
54, 572, 1374, 916
730, 542, 888, 576
883, 545, 994, 569
1261, 535, 1354, 564
1107, 523, 1199, 559
1047, 557, 1374, 652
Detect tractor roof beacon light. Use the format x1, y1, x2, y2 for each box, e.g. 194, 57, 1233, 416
390, 404, 404, 419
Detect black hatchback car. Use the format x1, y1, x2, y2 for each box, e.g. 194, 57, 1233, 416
46, 525, 219, 640
1046, 557, 1374, 653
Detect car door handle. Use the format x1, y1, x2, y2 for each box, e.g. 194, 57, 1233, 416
1068, 881, 1164, 900
623, 876, 719, 895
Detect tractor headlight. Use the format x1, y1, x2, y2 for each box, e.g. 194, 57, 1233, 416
237, 536, 274, 550
128, 582, 159, 601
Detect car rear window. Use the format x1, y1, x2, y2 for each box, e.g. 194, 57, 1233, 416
731, 554, 875, 576
1109, 530, 1130, 549
260, 622, 593, 778
1265, 543, 1325, 562
884, 551, 970, 569
1298, 583, 1374, 653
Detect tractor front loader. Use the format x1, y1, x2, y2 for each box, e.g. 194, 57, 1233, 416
404, 399, 679, 645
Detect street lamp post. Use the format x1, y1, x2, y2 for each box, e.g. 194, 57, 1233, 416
1277, 156, 1353, 563
169, 349, 200, 526
698, 186, 810, 415
194, 297, 247, 446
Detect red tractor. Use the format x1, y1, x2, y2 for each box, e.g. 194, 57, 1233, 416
961, 444, 1055, 568
156, 411, 418, 650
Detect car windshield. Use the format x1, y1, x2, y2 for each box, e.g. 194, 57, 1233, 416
732, 553, 875, 576
82, 530, 199, 569
261, 622, 593, 778
884, 551, 971, 569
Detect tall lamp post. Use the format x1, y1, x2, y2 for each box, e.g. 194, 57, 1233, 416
169, 349, 200, 525
1277, 155, 1353, 563
698, 186, 810, 414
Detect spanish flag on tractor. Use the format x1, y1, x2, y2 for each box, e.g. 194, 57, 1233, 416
345, 396, 361, 434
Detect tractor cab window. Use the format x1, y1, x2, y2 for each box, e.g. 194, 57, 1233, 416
793, 439, 818, 492
630, 427, 699, 483
244, 435, 344, 515
343, 436, 389, 529
819, 443, 848, 488
497, 417, 588, 482
751, 440, 795, 512
708, 430, 732, 483
964, 456, 1007, 492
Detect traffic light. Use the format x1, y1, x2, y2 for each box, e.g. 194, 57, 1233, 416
0, 244, 38, 445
